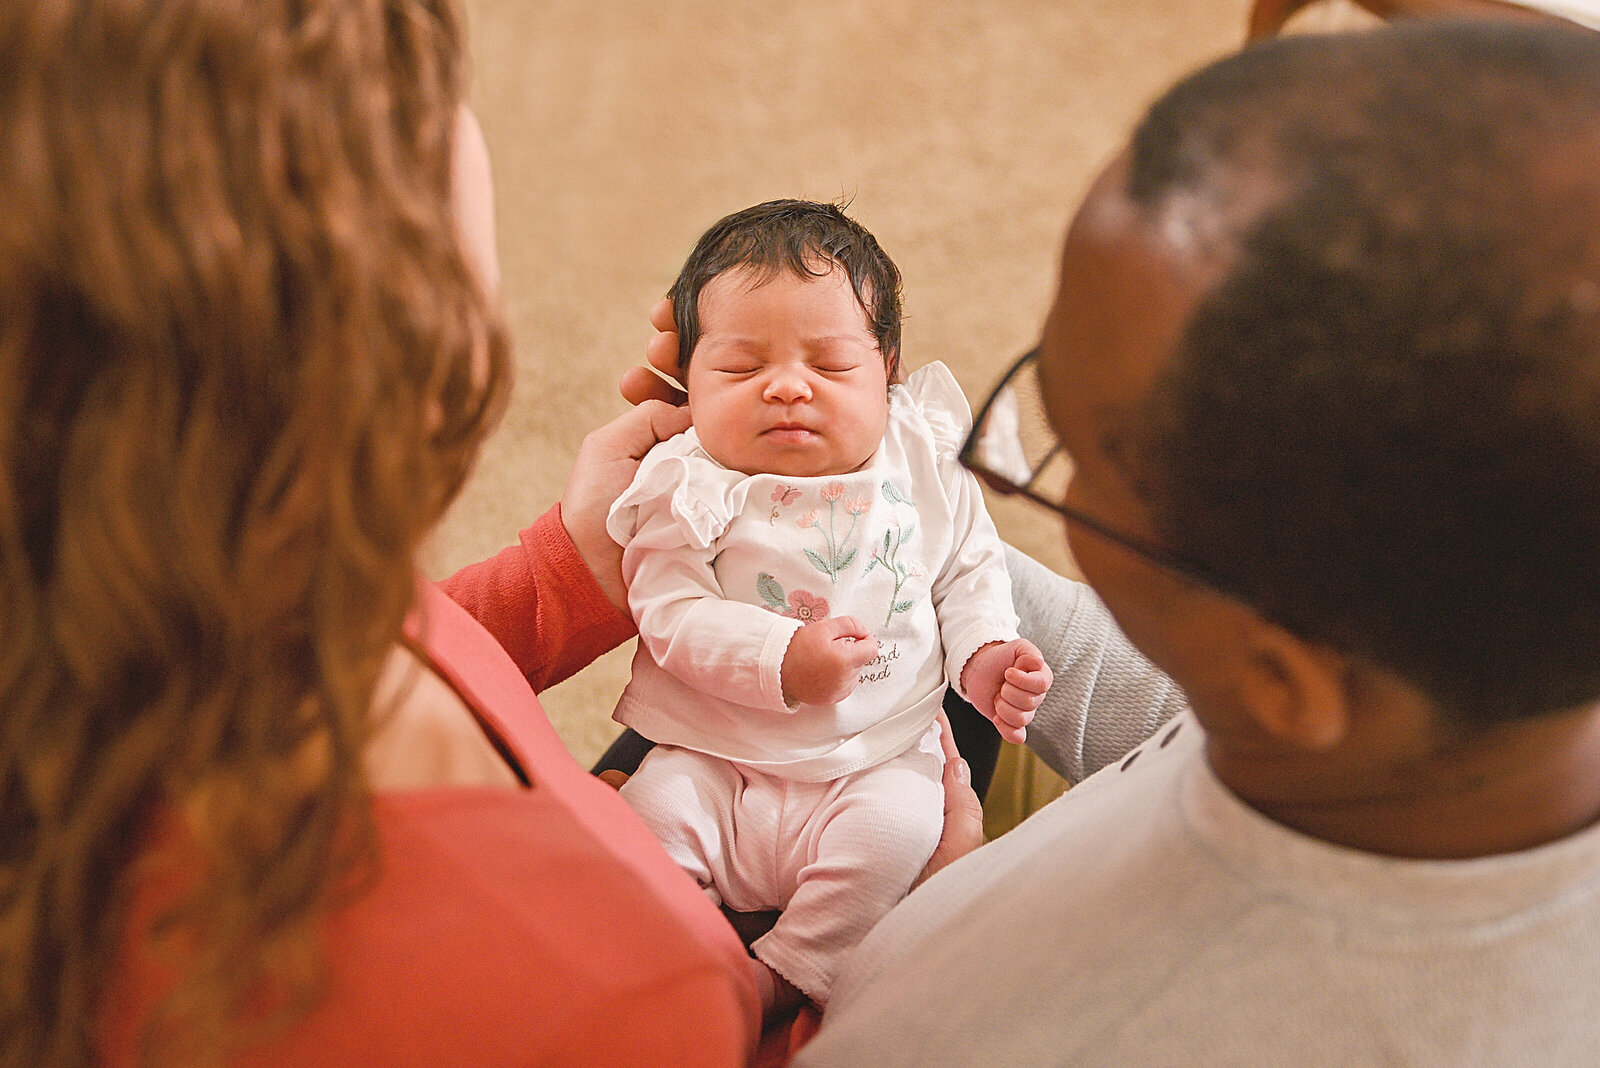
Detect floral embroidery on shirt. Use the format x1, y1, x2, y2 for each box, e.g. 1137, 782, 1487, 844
768, 483, 801, 524
866, 478, 921, 627
801, 481, 863, 582
757, 572, 829, 621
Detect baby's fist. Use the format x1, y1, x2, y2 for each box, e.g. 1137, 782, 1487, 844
781, 616, 879, 707
960, 639, 1052, 744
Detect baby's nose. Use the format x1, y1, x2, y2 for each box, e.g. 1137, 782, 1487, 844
763, 366, 814, 403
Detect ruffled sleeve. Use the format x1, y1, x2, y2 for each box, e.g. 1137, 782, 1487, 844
900, 361, 974, 461
606, 431, 751, 552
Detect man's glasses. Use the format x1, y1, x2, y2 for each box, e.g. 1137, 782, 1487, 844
958, 347, 1245, 600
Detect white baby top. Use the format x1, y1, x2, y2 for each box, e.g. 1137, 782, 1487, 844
606, 362, 1019, 781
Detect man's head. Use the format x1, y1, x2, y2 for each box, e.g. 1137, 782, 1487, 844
1041, 20, 1600, 740
669, 199, 903, 381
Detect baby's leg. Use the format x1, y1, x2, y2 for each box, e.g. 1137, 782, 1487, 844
617, 745, 742, 904
752, 726, 945, 1007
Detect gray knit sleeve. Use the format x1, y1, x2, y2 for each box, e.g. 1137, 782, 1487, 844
1005, 545, 1189, 783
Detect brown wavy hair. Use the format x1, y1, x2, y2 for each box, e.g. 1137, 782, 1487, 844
0, 1, 509, 1065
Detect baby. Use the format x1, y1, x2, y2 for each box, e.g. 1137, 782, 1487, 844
607, 199, 1051, 1014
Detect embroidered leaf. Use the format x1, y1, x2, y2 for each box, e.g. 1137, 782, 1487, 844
864, 556, 881, 574
882, 530, 893, 555
806, 548, 832, 576
892, 600, 916, 614
836, 548, 858, 572
899, 522, 916, 545
757, 572, 786, 609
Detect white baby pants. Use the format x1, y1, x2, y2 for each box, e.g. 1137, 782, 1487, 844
619, 723, 945, 1005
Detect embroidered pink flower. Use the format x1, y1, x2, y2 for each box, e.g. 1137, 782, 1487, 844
785, 590, 830, 622
796, 510, 819, 529
821, 482, 845, 502
770, 484, 800, 507
844, 496, 871, 516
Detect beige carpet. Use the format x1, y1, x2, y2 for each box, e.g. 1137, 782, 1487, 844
427, 0, 1374, 767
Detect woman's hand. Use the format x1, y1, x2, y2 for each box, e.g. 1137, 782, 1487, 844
619, 298, 689, 406
560, 301, 693, 614
560, 399, 692, 613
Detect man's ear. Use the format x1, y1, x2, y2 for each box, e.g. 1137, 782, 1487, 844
1238, 623, 1351, 751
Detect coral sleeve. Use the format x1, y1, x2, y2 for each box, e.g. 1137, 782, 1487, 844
439, 504, 636, 693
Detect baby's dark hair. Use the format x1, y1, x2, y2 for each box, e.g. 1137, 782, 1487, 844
668, 199, 903, 381
1123, 21, 1600, 728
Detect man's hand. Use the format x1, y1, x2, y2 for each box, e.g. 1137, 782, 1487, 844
913, 711, 986, 889
619, 298, 689, 406
960, 639, 1052, 744
560, 400, 692, 613
780, 616, 879, 706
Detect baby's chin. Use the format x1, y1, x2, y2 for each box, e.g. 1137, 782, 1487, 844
711, 442, 878, 480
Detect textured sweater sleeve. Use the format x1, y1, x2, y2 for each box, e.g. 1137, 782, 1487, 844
1005, 544, 1190, 783
439, 505, 636, 693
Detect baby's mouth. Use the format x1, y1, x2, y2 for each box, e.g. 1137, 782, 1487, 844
764, 423, 819, 441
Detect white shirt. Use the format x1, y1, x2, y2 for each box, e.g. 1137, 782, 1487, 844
795, 710, 1600, 1066
607, 362, 1019, 781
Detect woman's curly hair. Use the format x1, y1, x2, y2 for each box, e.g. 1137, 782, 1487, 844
0, 1, 509, 1064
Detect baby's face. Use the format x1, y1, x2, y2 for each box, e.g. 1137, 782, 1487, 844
686, 265, 890, 478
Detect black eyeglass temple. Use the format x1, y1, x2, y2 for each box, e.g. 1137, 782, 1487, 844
960, 347, 1252, 605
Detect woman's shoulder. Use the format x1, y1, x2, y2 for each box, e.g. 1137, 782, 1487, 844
361, 644, 524, 791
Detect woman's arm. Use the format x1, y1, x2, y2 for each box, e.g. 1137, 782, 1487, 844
441, 507, 634, 693
441, 401, 690, 692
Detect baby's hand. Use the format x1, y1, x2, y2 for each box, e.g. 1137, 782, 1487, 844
961, 639, 1052, 744
781, 616, 879, 706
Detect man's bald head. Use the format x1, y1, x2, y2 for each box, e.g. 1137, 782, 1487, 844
1114, 20, 1600, 725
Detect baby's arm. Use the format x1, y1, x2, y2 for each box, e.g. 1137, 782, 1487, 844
623, 497, 804, 710
622, 474, 879, 711
959, 639, 1052, 744
923, 387, 1051, 733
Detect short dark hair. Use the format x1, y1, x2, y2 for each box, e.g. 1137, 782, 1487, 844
668, 199, 903, 381
1124, 20, 1600, 727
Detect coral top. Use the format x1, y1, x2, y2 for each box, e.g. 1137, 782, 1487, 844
101, 507, 760, 1067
